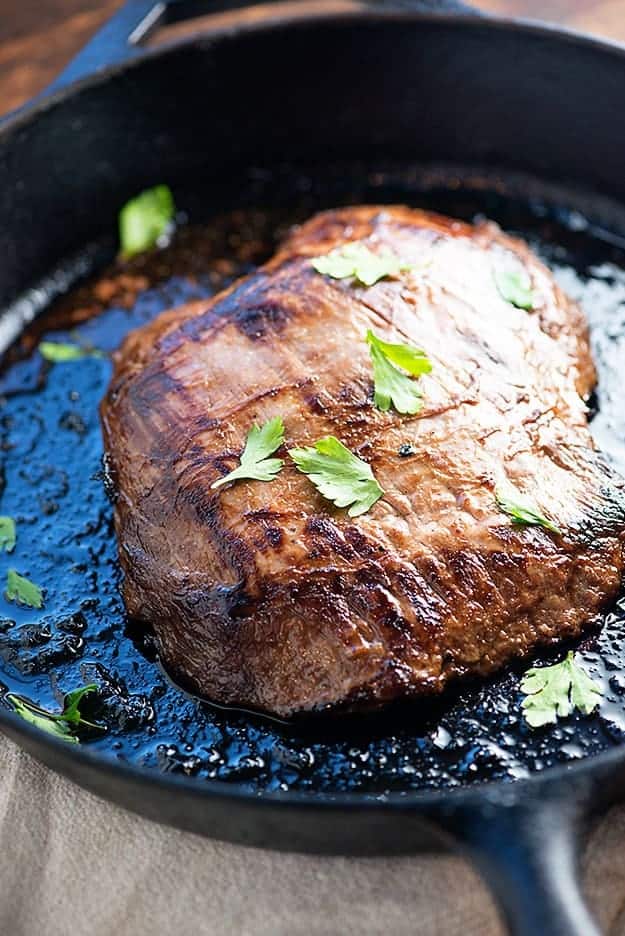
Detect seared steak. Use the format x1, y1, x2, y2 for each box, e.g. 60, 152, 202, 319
101, 206, 625, 716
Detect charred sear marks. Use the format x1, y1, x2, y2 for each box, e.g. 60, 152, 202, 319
127, 367, 187, 423
304, 516, 364, 562
303, 385, 374, 433
101, 204, 625, 717
232, 300, 293, 340
264, 527, 284, 548
304, 392, 330, 416
245, 511, 285, 552
203, 273, 295, 340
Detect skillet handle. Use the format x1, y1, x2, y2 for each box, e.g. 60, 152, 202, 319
430, 781, 601, 936
47, 0, 481, 93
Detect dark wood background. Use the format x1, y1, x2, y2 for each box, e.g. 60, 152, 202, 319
1, 0, 625, 114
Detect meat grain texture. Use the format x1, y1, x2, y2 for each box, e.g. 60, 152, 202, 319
101, 206, 625, 716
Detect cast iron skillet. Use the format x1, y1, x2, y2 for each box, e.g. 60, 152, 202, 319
4, 1, 625, 933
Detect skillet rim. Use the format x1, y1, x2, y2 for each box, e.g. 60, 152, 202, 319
0, 702, 623, 809
2, 6, 625, 809
5, 6, 625, 135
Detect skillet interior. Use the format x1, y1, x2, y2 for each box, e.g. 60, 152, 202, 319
3, 14, 625, 830
2, 161, 625, 795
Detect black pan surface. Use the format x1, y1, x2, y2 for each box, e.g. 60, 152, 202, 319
3, 162, 625, 796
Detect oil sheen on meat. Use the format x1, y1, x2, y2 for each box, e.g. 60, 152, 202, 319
100, 206, 625, 716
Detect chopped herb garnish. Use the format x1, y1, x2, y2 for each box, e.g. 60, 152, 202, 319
289, 436, 384, 517
58, 684, 100, 727
211, 417, 285, 490
7, 683, 101, 744
495, 482, 561, 535
311, 241, 415, 287
8, 697, 78, 743
0, 517, 16, 553
494, 268, 534, 310
39, 341, 104, 362
521, 652, 602, 727
119, 184, 175, 258
5, 569, 44, 609
366, 330, 431, 415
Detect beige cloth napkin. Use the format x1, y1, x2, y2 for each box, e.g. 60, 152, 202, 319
1, 735, 625, 936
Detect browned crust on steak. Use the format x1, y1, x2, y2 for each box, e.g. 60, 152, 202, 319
101, 205, 625, 716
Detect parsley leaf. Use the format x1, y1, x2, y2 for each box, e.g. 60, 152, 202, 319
521, 652, 602, 727
311, 241, 415, 287
211, 417, 285, 490
495, 481, 561, 535
366, 330, 431, 414
119, 184, 175, 258
61, 685, 101, 727
7, 683, 101, 743
289, 436, 384, 517
39, 341, 104, 362
8, 697, 78, 743
0, 517, 16, 553
5, 569, 44, 609
494, 269, 534, 310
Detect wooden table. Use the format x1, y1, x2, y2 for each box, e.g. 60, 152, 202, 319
1, 0, 625, 114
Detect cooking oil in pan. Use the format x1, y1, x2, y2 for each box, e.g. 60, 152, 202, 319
1, 164, 625, 793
